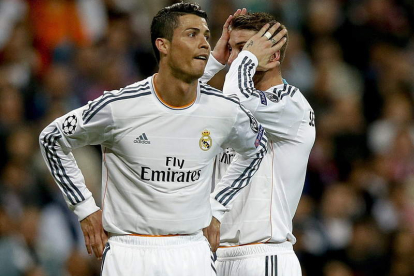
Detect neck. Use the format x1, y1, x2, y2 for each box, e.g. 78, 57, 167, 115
155, 63, 198, 107
253, 68, 284, 91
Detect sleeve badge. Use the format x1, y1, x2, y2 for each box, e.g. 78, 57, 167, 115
62, 115, 78, 135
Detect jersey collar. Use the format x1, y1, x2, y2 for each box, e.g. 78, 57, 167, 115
150, 74, 200, 112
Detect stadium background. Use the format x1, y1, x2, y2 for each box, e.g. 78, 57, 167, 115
0, 0, 413, 275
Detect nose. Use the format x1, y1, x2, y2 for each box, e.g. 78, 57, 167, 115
200, 36, 210, 50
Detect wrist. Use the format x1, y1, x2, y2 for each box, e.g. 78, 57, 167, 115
72, 196, 100, 221
240, 50, 259, 65
211, 50, 226, 65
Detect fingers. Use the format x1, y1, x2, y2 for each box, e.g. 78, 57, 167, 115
223, 8, 247, 35
202, 228, 208, 238
93, 227, 107, 259
233, 8, 247, 18
102, 230, 109, 246
89, 225, 96, 251
80, 210, 106, 259
259, 22, 281, 42
256, 23, 270, 38
204, 226, 219, 252
233, 8, 241, 17
272, 36, 287, 52
271, 26, 287, 45
214, 231, 220, 252
224, 7, 244, 31
83, 231, 92, 255
215, 231, 220, 252
208, 217, 221, 252
223, 14, 233, 30
209, 232, 218, 252
223, 8, 240, 31
267, 22, 281, 39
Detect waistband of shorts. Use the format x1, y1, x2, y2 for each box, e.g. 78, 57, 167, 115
216, 242, 294, 260
108, 231, 205, 246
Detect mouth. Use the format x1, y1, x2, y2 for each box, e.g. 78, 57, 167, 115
194, 54, 208, 61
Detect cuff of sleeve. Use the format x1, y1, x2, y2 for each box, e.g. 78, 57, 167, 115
240, 50, 259, 65
210, 197, 227, 222
208, 54, 226, 71
72, 196, 100, 221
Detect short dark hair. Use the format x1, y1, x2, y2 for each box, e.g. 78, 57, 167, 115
150, 2, 208, 62
231, 12, 288, 63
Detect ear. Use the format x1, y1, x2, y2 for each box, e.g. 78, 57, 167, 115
264, 51, 281, 70
155, 38, 170, 57
270, 51, 281, 63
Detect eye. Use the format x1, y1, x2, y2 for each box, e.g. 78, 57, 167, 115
189, 32, 196, 37
205, 35, 210, 40
228, 45, 232, 52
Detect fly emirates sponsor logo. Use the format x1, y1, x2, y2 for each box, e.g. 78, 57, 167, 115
141, 157, 201, 182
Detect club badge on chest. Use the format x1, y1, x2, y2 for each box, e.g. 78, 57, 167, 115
199, 130, 212, 151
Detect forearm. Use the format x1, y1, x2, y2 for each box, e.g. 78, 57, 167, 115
211, 132, 267, 221
200, 54, 226, 83
39, 124, 100, 221
223, 51, 259, 99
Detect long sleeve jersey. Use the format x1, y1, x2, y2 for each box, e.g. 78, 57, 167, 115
206, 51, 315, 246
39, 74, 267, 235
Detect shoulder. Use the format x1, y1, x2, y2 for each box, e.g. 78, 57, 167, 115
82, 78, 152, 123
114, 78, 152, 97
272, 84, 300, 100
101, 78, 152, 102
199, 82, 240, 106
264, 84, 311, 106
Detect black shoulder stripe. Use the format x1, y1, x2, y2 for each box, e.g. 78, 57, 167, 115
82, 82, 149, 121
277, 84, 288, 98
200, 84, 223, 94
279, 86, 292, 100
84, 90, 151, 124
200, 91, 240, 105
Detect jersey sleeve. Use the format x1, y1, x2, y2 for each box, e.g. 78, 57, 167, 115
200, 54, 226, 83
210, 104, 268, 222
223, 50, 310, 140
39, 95, 114, 221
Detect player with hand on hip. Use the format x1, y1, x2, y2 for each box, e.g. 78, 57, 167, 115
39, 3, 271, 276
203, 12, 315, 276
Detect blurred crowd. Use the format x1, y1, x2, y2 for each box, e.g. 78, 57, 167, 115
0, 0, 413, 275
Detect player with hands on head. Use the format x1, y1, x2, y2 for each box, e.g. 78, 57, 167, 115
203, 12, 315, 276
39, 3, 268, 276
203, 14, 288, 252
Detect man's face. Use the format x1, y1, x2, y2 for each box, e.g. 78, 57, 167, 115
167, 14, 210, 80
228, 28, 256, 66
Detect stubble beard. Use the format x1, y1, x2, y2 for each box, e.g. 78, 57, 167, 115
169, 58, 205, 83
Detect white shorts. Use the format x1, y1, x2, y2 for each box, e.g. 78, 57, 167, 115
101, 231, 216, 276
215, 242, 301, 276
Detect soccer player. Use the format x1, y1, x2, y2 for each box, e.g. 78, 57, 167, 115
39, 4, 281, 276
203, 13, 316, 275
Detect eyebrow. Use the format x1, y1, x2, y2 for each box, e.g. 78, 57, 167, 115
235, 41, 247, 46
185, 28, 211, 34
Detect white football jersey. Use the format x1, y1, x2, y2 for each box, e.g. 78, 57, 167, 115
206, 52, 315, 246
39, 74, 267, 235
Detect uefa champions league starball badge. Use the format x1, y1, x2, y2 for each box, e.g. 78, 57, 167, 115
199, 130, 212, 151
62, 115, 78, 135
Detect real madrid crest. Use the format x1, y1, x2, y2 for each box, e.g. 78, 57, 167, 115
199, 130, 212, 151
